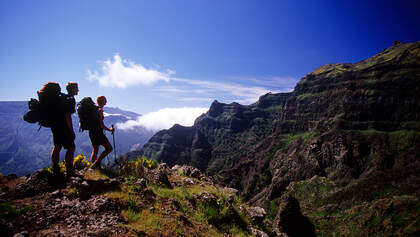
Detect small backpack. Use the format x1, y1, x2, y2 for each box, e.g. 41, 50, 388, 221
77, 97, 99, 131
23, 82, 64, 127
23, 98, 40, 123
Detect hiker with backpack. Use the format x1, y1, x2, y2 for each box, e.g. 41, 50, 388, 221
89, 95, 114, 168
23, 81, 79, 177
50, 82, 79, 177
26, 81, 80, 177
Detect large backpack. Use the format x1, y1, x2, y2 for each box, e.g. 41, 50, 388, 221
77, 97, 99, 131
23, 82, 64, 127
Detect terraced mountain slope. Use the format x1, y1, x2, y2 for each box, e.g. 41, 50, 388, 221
132, 41, 420, 235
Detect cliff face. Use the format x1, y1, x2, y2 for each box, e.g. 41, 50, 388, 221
134, 42, 420, 235
136, 124, 212, 170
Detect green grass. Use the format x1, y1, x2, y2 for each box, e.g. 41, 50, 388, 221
0, 203, 34, 219
132, 185, 143, 193
296, 93, 312, 100
149, 185, 193, 200
281, 131, 318, 148
124, 209, 141, 222
285, 176, 344, 213
108, 181, 253, 236
296, 91, 329, 100
263, 105, 283, 112
124, 175, 136, 185
313, 195, 420, 236
263, 200, 279, 221
197, 201, 225, 223
358, 129, 420, 158
125, 196, 141, 212
148, 183, 251, 235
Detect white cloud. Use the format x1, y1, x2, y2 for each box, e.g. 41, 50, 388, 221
116, 107, 208, 131
153, 87, 188, 94
172, 78, 280, 104
87, 54, 174, 88
103, 112, 131, 120
177, 97, 214, 103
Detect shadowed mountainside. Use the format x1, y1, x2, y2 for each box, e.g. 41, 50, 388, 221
131, 41, 420, 235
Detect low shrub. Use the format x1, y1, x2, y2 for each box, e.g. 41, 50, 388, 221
45, 154, 91, 173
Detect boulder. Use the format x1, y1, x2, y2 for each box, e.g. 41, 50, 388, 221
246, 206, 266, 224
12, 170, 65, 198
77, 177, 120, 200
198, 191, 218, 206
172, 165, 202, 180
134, 178, 148, 190
181, 177, 195, 185
249, 227, 269, 237
158, 163, 170, 173
148, 169, 172, 188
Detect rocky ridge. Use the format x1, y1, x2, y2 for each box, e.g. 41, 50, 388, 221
0, 159, 315, 236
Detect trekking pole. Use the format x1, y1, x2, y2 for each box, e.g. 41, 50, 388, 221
112, 124, 117, 162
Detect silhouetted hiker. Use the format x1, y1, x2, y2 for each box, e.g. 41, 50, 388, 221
90, 95, 114, 168
50, 82, 79, 177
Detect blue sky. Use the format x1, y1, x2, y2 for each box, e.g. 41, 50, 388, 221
1, 0, 419, 129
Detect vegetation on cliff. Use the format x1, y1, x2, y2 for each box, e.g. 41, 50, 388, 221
135, 41, 420, 236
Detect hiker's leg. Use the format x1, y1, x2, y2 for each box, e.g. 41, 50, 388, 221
90, 145, 99, 163
96, 142, 113, 165
51, 145, 62, 173
65, 147, 75, 174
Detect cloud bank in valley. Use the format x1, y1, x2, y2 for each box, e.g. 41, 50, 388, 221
116, 107, 208, 131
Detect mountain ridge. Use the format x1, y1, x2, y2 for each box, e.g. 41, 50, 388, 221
130, 41, 420, 235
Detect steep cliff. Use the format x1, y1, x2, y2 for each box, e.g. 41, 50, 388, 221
134, 41, 420, 235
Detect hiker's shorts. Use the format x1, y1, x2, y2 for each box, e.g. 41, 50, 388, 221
89, 129, 110, 146
51, 125, 75, 149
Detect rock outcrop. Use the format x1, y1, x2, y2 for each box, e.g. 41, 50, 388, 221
0, 163, 271, 236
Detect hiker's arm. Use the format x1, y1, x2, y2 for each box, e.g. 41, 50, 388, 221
99, 111, 114, 132
65, 113, 75, 139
